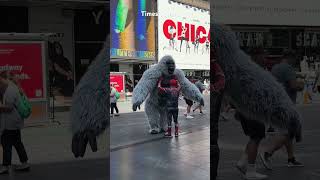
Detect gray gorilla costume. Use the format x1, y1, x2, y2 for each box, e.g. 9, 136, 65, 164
70, 36, 109, 158
132, 55, 204, 134
211, 24, 302, 141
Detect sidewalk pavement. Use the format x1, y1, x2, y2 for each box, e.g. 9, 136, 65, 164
0, 114, 108, 180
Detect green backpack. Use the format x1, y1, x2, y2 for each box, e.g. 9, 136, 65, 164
17, 92, 32, 119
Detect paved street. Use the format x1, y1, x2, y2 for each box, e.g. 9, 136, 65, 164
111, 94, 320, 180
1, 93, 320, 180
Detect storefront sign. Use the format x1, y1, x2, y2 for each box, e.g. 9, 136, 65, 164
110, 48, 155, 59
110, 73, 125, 93
235, 32, 267, 47
0, 41, 46, 101
213, 0, 320, 26
158, 0, 210, 70
296, 32, 320, 47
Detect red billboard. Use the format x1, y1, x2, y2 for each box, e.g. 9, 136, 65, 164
0, 42, 46, 100
110, 73, 125, 93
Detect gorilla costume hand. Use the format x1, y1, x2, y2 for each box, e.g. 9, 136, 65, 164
72, 130, 97, 158
70, 37, 109, 158
132, 103, 141, 111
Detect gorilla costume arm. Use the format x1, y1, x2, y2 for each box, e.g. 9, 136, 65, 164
132, 64, 162, 110
175, 69, 204, 105
70, 37, 109, 158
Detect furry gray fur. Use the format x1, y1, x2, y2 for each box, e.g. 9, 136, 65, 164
70, 37, 109, 136
132, 55, 204, 133
211, 24, 302, 141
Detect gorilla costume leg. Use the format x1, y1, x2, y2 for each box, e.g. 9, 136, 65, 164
145, 98, 161, 133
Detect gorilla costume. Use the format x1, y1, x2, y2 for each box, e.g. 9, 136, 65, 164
132, 55, 204, 134
211, 24, 302, 140
70, 36, 109, 158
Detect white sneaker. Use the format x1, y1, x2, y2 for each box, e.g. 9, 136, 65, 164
0, 166, 9, 174
244, 164, 268, 180
14, 163, 30, 171
259, 152, 273, 170
244, 172, 268, 180
235, 164, 246, 175
186, 115, 194, 119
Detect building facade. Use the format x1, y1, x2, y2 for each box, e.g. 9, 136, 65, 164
213, 0, 320, 72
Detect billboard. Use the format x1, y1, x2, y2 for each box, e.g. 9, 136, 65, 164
0, 41, 46, 101
110, 73, 125, 93
158, 1, 210, 70
110, 0, 155, 60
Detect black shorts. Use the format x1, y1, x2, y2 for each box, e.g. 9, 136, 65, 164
184, 98, 193, 106
235, 112, 266, 139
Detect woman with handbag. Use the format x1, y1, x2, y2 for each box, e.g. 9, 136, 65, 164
0, 72, 30, 174
110, 84, 120, 117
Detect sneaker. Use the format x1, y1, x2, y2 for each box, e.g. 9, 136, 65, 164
288, 158, 304, 167
149, 129, 159, 134
235, 164, 246, 175
186, 115, 194, 119
267, 127, 275, 133
14, 163, 30, 171
259, 152, 272, 170
244, 172, 268, 180
0, 166, 9, 174
110, 114, 114, 118
220, 113, 229, 121
114, 113, 120, 116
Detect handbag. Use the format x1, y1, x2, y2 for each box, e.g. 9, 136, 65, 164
115, 91, 120, 99
16, 91, 32, 119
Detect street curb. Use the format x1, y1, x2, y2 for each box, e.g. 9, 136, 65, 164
110, 126, 209, 152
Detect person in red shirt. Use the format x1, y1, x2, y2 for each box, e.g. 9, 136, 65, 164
158, 76, 181, 137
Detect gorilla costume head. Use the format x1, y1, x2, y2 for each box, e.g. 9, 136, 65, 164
158, 55, 176, 75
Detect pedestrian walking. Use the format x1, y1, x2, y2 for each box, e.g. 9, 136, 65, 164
193, 77, 206, 114
235, 112, 268, 180
0, 71, 30, 174
259, 50, 304, 170
110, 84, 120, 117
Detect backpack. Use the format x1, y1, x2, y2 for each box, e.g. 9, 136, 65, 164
16, 92, 32, 119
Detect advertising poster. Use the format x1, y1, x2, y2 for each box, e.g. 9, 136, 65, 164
110, 73, 125, 93
158, 1, 210, 70
110, 0, 155, 60
0, 42, 46, 100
